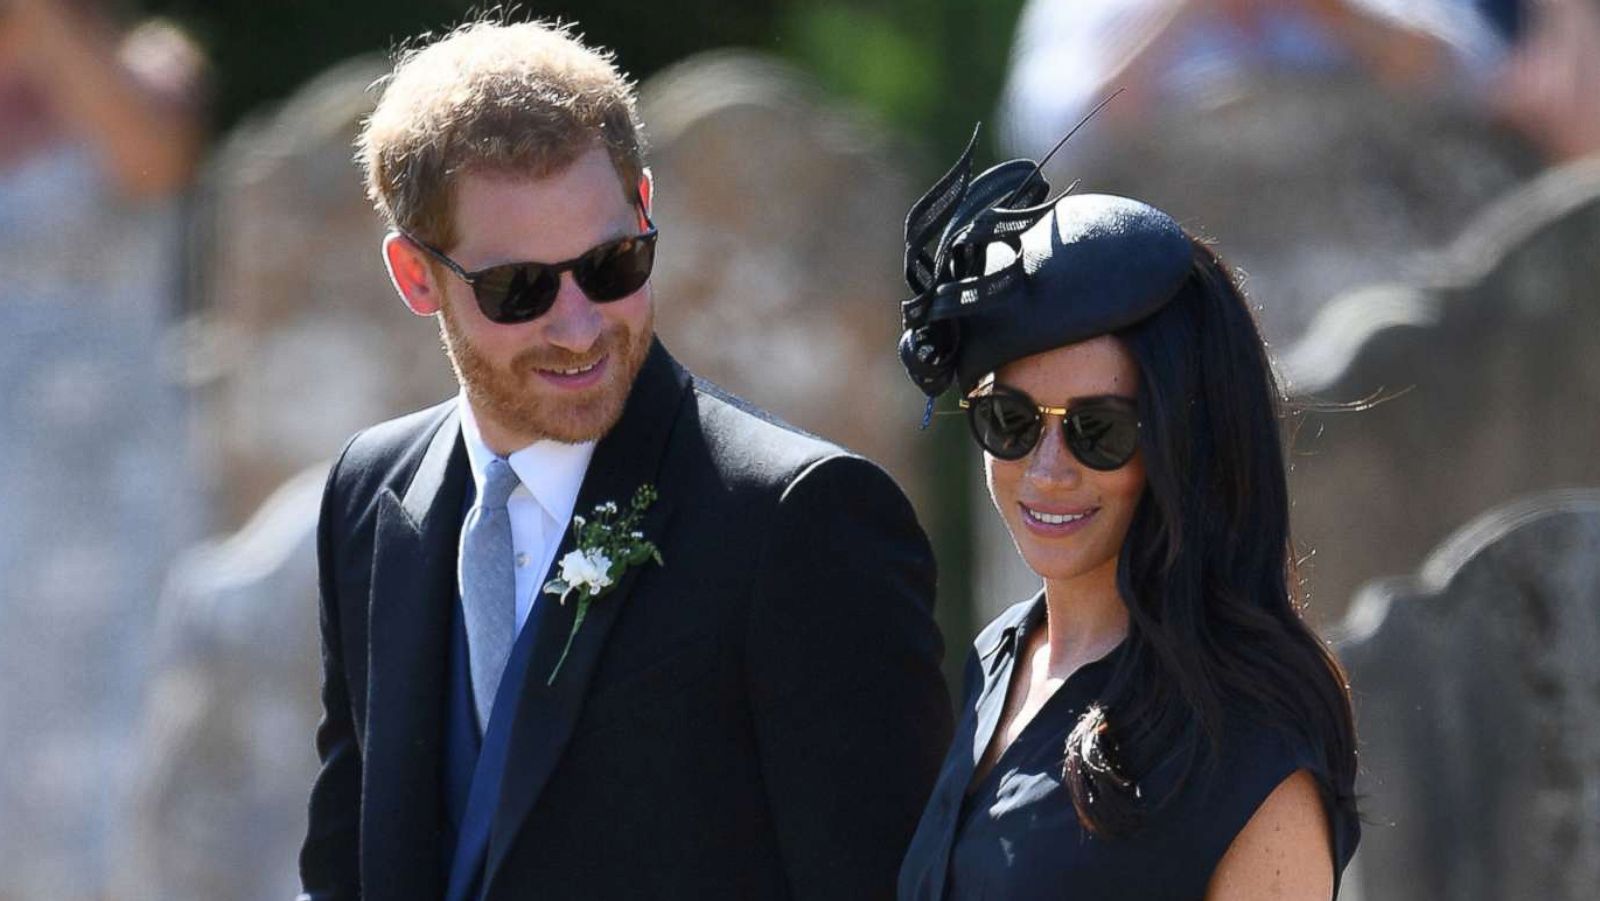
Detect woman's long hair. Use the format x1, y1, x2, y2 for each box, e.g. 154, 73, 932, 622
1061, 239, 1358, 836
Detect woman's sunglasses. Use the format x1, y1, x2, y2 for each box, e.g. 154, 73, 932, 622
960, 384, 1141, 469
404, 214, 658, 325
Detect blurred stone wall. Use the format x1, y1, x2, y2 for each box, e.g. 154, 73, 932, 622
643, 50, 926, 505
1284, 157, 1600, 621
1337, 490, 1600, 900
116, 56, 449, 900
1054, 74, 1535, 346
186, 56, 459, 532
116, 467, 325, 901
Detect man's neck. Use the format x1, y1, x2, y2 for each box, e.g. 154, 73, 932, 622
476, 417, 534, 458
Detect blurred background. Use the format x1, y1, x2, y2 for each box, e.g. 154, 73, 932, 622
2, 0, 1597, 898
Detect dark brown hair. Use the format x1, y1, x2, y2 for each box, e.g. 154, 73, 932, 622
1062, 240, 1359, 836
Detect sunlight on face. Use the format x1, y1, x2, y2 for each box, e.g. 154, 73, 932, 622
983, 336, 1146, 596
437, 145, 654, 448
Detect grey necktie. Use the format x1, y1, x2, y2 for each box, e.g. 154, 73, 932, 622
461, 457, 520, 733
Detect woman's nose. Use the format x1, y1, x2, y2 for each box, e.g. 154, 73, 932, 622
1025, 416, 1082, 489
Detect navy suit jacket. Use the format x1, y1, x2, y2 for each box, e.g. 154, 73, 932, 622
299, 340, 953, 900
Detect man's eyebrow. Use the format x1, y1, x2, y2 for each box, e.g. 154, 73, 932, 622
470, 223, 640, 270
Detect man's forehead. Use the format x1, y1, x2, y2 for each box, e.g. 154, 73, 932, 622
448, 157, 639, 262
455, 156, 633, 205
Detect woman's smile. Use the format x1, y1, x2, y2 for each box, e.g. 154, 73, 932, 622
1018, 502, 1099, 536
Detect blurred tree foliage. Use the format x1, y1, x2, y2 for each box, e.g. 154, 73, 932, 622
782, 0, 1026, 163
130, 0, 1023, 164
129, 1, 776, 133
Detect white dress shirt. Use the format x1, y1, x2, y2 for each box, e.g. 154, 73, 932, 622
458, 392, 596, 634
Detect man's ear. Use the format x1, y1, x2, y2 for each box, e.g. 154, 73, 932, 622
637, 167, 654, 218
382, 232, 444, 317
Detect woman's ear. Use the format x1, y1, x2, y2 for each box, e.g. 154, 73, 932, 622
382, 232, 444, 317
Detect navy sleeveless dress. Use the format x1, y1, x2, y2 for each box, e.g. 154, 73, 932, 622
899, 596, 1358, 900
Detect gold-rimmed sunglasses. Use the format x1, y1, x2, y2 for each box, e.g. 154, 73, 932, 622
960, 384, 1141, 469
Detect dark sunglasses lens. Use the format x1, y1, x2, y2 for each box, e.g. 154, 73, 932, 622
474, 264, 559, 324
1064, 403, 1140, 470
968, 392, 1042, 460
575, 234, 656, 302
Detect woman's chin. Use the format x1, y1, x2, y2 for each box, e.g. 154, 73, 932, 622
1014, 540, 1119, 589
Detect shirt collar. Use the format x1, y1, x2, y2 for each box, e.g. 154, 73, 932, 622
978, 592, 1047, 675
981, 593, 1129, 682
457, 390, 596, 523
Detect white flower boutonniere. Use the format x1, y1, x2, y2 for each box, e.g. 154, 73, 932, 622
543, 484, 663, 684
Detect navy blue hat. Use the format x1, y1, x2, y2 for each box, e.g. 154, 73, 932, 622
899, 129, 1192, 401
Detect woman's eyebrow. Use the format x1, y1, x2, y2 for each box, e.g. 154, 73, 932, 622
1068, 393, 1137, 404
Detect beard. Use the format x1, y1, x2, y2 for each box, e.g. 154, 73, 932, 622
438, 300, 654, 445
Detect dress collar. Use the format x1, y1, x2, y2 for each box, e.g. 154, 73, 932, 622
976, 591, 1047, 675
977, 592, 1133, 681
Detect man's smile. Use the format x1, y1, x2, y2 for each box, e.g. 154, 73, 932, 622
533, 353, 609, 389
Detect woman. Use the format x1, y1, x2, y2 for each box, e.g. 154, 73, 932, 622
895, 133, 1359, 899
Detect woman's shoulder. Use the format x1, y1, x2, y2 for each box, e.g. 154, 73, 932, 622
1144, 709, 1360, 895
1211, 710, 1359, 895
1200, 709, 1353, 832
1205, 767, 1337, 899
1208, 713, 1333, 810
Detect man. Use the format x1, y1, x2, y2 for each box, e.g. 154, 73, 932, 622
298, 20, 952, 901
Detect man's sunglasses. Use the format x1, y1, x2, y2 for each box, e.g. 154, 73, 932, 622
404, 214, 658, 325
959, 384, 1141, 469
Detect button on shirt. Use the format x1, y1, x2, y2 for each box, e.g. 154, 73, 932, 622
458, 393, 596, 633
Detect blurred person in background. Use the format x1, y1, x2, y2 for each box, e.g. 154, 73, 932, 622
988, 0, 1539, 367
0, 0, 205, 896
0, 0, 202, 194
300, 18, 951, 901
1001, 0, 1498, 159
1487, 0, 1600, 163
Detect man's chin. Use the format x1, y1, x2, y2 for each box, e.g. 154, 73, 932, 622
452, 320, 652, 446
526, 398, 627, 444
473, 375, 631, 445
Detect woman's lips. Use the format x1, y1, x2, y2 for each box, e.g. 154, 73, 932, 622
534, 353, 609, 390
1019, 502, 1098, 538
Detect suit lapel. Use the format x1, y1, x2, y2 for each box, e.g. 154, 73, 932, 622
363, 408, 469, 899
483, 340, 691, 891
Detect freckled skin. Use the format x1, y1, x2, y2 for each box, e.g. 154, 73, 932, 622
1204, 769, 1334, 899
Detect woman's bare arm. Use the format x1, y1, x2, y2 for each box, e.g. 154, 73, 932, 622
1205, 769, 1336, 900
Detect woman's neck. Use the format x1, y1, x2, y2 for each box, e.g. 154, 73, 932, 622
1039, 558, 1130, 677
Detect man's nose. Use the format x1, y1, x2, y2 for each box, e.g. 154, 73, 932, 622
1025, 416, 1082, 489
540, 273, 602, 353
